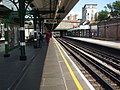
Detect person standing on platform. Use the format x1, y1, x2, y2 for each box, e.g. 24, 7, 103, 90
38, 32, 41, 47
46, 31, 50, 46
28, 32, 34, 45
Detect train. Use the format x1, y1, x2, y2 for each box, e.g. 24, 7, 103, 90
52, 31, 60, 38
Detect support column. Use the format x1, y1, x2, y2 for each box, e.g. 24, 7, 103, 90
78, 30, 80, 37
19, 0, 26, 60
39, 20, 41, 32
80, 30, 81, 37
89, 25, 92, 38
4, 20, 10, 57
82, 29, 84, 37
38, 14, 41, 33
33, 10, 38, 48
74, 30, 76, 36
89, 29, 91, 38
97, 26, 99, 37
41, 21, 44, 34
83, 29, 85, 37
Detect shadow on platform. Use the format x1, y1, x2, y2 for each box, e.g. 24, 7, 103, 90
0, 40, 48, 90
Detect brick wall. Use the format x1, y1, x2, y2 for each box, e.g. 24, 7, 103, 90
98, 18, 120, 40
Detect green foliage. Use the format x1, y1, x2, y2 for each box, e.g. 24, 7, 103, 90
98, 0, 120, 21
98, 10, 109, 21
106, 0, 120, 17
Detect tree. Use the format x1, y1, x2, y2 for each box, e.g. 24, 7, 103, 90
98, 1, 120, 21
106, 1, 120, 17
98, 10, 109, 21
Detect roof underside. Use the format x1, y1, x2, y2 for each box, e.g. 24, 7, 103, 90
0, 4, 11, 18
0, 0, 79, 30
54, 28, 68, 30
31, 0, 79, 30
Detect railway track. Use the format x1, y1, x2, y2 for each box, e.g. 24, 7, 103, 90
62, 38, 120, 74
56, 38, 120, 90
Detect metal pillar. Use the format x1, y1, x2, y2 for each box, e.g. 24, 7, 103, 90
81, 29, 84, 37
39, 20, 41, 32
97, 26, 99, 37
4, 20, 10, 57
50, 0, 52, 18
41, 21, 44, 34
89, 29, 92, 38
33, 9, 38, 48
4, 9, 13, 57
18, 0, 26, 60
38, 13, 41, 33
78, 30, 80, 37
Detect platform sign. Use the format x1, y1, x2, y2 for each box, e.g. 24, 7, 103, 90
80, 25, 90, 29
91, 25, 97, 29
44, 19, 57, 24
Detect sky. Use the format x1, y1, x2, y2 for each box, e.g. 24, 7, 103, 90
66, 0, 117, 19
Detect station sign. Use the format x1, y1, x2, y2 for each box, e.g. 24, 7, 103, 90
44, 19, 57, 24
91, 25, 97, 29
80, 25, 90, 29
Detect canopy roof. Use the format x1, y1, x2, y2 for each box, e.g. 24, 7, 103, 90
31, 0, 79, 30
54, 28, 68, 31
0, 0, 79, 30
0, 4, 11, 18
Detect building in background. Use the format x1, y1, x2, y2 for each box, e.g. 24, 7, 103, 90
56, 14, 80, 30
82, 4, 97, 24
54, 14, 80, 37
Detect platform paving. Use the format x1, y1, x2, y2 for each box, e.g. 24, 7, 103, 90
0, 40, 47, 90
39, 38, 92, 90
0, 38, 95, 90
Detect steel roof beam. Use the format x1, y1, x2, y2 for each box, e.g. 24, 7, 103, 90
38, 9, 65, 14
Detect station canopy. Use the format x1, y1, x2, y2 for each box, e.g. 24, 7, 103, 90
0, 3, 11, 18
0, 0, 79, 30
31, 0, 79, 30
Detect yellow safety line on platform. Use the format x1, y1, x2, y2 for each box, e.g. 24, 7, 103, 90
54, 38, 83, 90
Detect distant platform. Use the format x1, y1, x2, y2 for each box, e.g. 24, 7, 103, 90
65, 36, 120, 50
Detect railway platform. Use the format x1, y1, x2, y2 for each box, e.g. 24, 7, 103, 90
65, 36, 120, 50
0, 38, 95, 90
0, 40, 47, 90
39, 38, 94, 90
